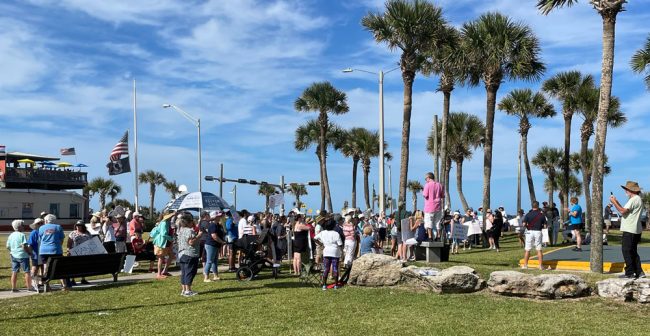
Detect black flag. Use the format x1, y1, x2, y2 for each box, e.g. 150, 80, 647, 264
107, 157, 131, 176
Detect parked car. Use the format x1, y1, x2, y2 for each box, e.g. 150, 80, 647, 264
610, 213, 620, 228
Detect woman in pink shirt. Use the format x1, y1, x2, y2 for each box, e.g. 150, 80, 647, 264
342, 213, 357, 266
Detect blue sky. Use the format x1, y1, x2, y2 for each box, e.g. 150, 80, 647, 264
2, 0, 649, 215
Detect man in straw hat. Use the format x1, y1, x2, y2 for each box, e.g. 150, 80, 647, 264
610, 181, 645, 279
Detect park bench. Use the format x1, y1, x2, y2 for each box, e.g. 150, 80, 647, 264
415, 241, 450, 263
41, 253, 126, 292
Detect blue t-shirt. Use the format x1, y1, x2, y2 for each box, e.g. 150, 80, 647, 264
205, 222, 224, 246
27, 229, 40, 259
7, 232, 29, 259
225, 218, 237, 240
570, 204, 583, 224
359, 235, 375, 256
38, 223, 64, 255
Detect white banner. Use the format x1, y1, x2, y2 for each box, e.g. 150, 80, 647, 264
542, 228, 550, 244
268, 194, 285, 209
467, 220, 482, 236
401, 218, 414, 242
69, 236, 107, 256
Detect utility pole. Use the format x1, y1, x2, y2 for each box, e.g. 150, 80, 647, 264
280, 175, 285, 215
231, 185, 237, 210
219, 163, 224, 198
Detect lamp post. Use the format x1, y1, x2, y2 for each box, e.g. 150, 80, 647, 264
162, 104, 202, 193
343, 67, 398, 215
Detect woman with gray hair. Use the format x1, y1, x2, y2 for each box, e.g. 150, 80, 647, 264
7, 220, 33, 292
177, 212, 203, 297
38, 214, 66, 290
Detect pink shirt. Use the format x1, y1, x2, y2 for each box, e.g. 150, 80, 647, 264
423, 180, 444, 213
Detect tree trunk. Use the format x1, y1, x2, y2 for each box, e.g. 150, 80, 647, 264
562, 114, 571, 222
517, 137, 522, 213
482, 82, 500, 229
521, 131, 537, 205
318, 113, 333, 213
351, 157, 359, 209
548, 171, 555, 209
590, 14, 618, 274
581, 135, 592, 233
398, 70, 415, 207
150, 183, 155, 219
265, 195, 270, 213
100, 193, 106, 211
445, 156, 452, 210
316, 151, 324, 211
363, 160, 371, 210
412, 192, 417, 213
440, 88, 451, 209
456, 159, 469, 211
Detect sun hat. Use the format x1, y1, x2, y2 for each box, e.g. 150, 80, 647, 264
75, 220, 84, 226
12, 220, 25, 231
621, 181, 641, 194
30, 218, 44, 230
247, 215, 255, 222
133, 211, 142, 217
162, 212, 176, 221
453, 211, 460, 216
358, 213, 365, 218
209, 210, 223, 218
92, 211, 102, 218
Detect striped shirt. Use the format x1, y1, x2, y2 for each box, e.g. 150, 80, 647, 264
343, 223, 356, 241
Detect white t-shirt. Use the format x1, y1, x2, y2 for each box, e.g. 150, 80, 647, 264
102, 223, 115, 242
315, 230, 342, 258
238, 218, 247, 239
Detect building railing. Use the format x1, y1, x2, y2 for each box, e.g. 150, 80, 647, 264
4, 167, 87, 186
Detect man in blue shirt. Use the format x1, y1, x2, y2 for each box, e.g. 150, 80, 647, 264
567, 197, 583, 252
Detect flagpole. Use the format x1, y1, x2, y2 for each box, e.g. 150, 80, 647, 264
133, 79, 140, 211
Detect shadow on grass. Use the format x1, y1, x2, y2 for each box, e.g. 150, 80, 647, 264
263, 280, 314, 289
0, 292, 266, 321
201, 285, 265, 295
75, 281, 145, 291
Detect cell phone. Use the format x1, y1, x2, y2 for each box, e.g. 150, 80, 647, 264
610, 192, 613, 196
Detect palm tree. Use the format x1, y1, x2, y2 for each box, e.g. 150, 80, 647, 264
85, 177, 120, 210
532, 147, 563, 209
336, 128, 364, 209
362, 0, 447, 207
545, 173, 582, 200
407, 180, 423, 212
353, 128, 390, 210
287, 183, 308, 209
575, 86, 626, 231
295, 82, 349, 213
422, 25, 468, 204
448, 113, 485, 212
163, 180, 180, 200
537, 0, 627, 274
462, 12, 545, 228
108, 184, 122, 205
631, 34, 650, 89
498, 88, 556, 208
570, 150, 612, 178
294, 119, 343, 211
542, 71, 594, 221
258, 184, 276, 213
112, 198, 134, 210
138, 170, 166, 219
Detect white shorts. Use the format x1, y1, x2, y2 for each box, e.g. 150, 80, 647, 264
524, 230, 543, 251
424, 211, 443, 230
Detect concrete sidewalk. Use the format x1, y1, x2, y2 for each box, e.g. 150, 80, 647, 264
0, 264, 232, 300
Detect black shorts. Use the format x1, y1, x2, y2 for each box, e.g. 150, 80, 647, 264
569, 224, 582, 231
378, 228, 387, 241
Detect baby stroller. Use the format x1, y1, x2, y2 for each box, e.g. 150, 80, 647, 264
234, 229, 279, 281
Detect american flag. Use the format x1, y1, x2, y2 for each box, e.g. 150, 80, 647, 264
0, 145, 5, 154
109, 131, 129, 161
60, 147, 76, 155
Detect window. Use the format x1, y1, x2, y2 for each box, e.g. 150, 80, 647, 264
22, 203, 33, 218
69, 203, 80, 218
49, 203, 60, 217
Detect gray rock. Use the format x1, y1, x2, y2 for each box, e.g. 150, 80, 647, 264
427, 266, 485, 294
488, 271, 590, 299
597, 278, 650, 303
348, 254, 404, 286
400, 266, 440, 292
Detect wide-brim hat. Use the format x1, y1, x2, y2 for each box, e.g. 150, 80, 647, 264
30, 218, 44, 230
622, 181, 641, 193
162, 212, 176, 221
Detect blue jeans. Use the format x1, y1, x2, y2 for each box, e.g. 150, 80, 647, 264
203, 244, 219, 276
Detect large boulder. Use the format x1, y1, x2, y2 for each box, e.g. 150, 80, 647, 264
597, 278, 650, 303
349, 254, 404, 286
400, 265, 484, 293
488, 271, 590, 299
400, 266, 440, 292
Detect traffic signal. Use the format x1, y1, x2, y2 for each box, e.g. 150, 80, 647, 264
237, 179, 248, 184
307, 181, 320, 186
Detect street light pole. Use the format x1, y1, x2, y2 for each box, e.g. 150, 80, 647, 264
162, 104, 202, 193
343, 67, 397, 215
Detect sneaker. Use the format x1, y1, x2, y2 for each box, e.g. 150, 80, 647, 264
333, 285, 339, 290
408, 256, 415, 261
322, 285, 327, 291
181, 291, 190, 297
31, 279, 39, 292
521, 265, 528, 270
27, 288, 37, 292
11, 289, 19, 293
187, 291, 198, 296
80, 279, 91, 285
162, 272, 173, 276
203, 279, 212, 283
273, 263, 281, 268
571, 247, 582, 252
637, 273, 646, 279
211, 276, 221, 281
618, 274, 635, 279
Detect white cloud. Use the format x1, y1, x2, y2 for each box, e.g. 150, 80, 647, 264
0, 19, 49, 91
102, 43, 152, 59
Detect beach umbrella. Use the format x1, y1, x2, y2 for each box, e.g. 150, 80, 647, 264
42, 161, 56, 166
166, 192, 230, 211
75, 163, 88, 167
57, 162, 73, 167
17, 158, 35, 164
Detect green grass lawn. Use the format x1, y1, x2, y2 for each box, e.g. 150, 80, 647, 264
1, 231, 650, 335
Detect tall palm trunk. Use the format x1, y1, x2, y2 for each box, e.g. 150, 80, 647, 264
521, 130, 537, 204
150, 184, 156, 218
265, 195, 270, 213
440, 86, 452, 209
318, 113, 333, 213
517, 138, 522, 212
316, 151, 324, 211
412, 192, 417, 212
363, 160, 371, 210
482, 80, 500, 229
562, 114, 571, 222
351, 157, 359, 209
548, 171, 555, 208
591, 14, 618, 274
580, 134, 591, 230
456, 159, 469, 211
99, 193, 107, 211
398, 68, 416, 207
445, 156, 451, 210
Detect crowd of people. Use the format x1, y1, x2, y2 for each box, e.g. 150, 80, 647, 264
6, 174, 646, 295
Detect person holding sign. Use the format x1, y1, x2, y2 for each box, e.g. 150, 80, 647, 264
66, 221, 92, 285
521, 201, 547, 270
450, 212, 464, 255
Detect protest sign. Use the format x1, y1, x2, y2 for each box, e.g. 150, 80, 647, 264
401, 218, 414, 242
69, 236, 107, 256
452, 223, 468, 241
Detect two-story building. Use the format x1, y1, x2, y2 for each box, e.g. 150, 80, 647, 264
0, 151, 88, 230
